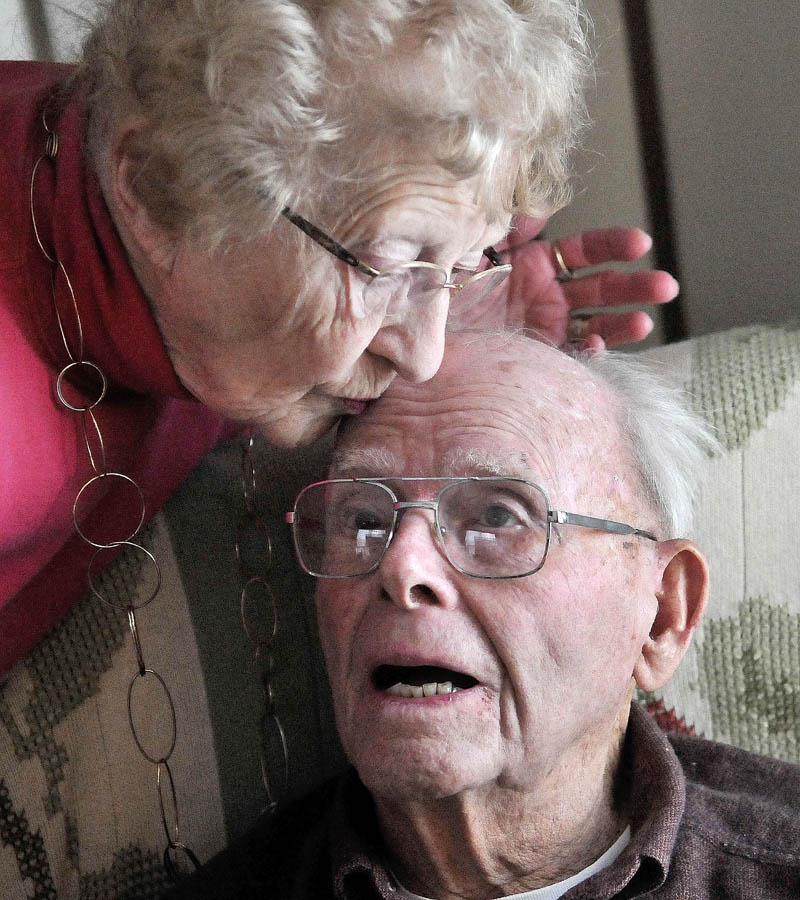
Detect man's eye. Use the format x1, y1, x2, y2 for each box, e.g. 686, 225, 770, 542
335, 506, 386, 532
354, 510, 384, 530
479, 504, 521, 529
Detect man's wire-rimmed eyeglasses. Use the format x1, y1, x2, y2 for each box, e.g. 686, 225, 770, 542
286, 476, 658, 580
282, 208, 512, 322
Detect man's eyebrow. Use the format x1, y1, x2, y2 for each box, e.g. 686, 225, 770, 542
440, 448, 531, 478
329, 447, 398, 476
330, 447, 534, 479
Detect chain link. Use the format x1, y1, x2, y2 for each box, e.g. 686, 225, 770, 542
237, 436, 289, 812
30, 110, 199, 881
31, 107, 289, 876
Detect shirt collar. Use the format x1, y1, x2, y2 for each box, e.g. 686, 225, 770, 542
565, 703, 687, 898
329, 770, 399, 899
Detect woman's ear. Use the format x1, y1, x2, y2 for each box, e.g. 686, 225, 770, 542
106, 122, 178, 273
634, 539, 709, 692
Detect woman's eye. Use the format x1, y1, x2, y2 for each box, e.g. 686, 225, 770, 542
358, 255, 394, 272
356, 245, 418, 271
361, 269, 417, 312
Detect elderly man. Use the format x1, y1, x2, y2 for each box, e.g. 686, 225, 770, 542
167, 332, 800, 899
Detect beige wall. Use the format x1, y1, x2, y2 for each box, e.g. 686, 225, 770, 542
0, 0, 37, 58
0, 0, 85, 60
554, 0, 799, 341
650, 1, 800, 335
546, 0, 664, 347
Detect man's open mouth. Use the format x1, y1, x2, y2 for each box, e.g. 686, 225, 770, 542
372, 664, 478, 699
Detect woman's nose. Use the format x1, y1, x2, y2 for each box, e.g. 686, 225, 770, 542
367, 296, 448, 383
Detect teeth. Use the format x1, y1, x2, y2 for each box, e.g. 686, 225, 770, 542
385, 681, 462, 698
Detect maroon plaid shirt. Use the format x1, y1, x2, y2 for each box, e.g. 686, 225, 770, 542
165, 703, 800, 899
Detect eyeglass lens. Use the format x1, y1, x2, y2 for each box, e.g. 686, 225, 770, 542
362, 264, 510, 321
292, 479, 550, 578
363, 265, 446, 315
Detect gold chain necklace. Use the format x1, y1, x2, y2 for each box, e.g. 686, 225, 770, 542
29, 107, 287, 883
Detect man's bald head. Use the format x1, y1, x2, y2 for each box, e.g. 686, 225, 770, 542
336, 330, 715, 537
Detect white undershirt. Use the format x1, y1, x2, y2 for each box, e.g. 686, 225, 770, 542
389, 826, 631, 900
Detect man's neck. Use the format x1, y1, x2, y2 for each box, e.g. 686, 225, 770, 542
374, 725, 630, 900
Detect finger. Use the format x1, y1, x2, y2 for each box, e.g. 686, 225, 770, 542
495, 215, 549, 251
586, 310, 655, 347
554, 227, 654, 268
563, 332, 606, 353
584, 334, 606, 352
563, 269, 679, 309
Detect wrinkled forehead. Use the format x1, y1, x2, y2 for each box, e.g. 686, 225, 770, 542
333, 334, 627, 497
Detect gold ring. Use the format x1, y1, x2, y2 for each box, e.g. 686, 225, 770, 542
567, 315, 591, 343
553, 243, 574, 282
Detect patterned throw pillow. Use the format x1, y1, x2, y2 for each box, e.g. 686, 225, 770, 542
1, 324, 798, 900
634, 324, 800, 763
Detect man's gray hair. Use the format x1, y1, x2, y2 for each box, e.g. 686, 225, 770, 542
79, 0, 591, 250
581, 350, 720, 538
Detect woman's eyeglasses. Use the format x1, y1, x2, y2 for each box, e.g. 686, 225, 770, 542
282, 208, 511, 323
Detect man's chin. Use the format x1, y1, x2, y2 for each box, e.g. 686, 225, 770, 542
349, 737, 491, 804
358, 761, 480, 806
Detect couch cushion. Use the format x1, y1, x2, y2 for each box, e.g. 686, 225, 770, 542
633, 324, 800, 763
1, 323, 798, 900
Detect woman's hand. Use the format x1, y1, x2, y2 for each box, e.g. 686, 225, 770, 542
470, 216, 679, 350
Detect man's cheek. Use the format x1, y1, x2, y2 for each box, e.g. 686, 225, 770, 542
317, 600, 346, 675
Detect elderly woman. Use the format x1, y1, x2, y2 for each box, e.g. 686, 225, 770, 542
0, 0, 673, 671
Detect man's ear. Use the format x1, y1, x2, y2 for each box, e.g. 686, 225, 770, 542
107, 123, 178, 273
633, 539, 708, 692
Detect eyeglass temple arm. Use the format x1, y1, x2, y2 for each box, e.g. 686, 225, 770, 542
482, 246, 505, 267
283, 205, 501, 275
549, 510, 658, 542
281, 207, 380, 277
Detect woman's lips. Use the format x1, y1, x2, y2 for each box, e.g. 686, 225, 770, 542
340, 398, 369, 414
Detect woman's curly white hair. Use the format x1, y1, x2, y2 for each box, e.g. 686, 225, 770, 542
80, 0, 591, 251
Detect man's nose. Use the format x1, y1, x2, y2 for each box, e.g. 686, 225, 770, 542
366, 296, 448, 383
377, 510, 459, 610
